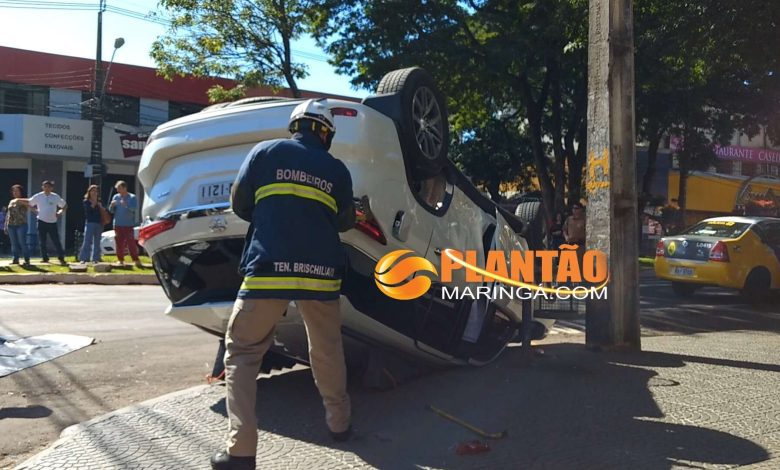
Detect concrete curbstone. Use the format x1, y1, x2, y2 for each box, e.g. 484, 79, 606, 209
0, 273, 158, 285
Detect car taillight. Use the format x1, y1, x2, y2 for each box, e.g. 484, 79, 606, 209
709, 241, 729, 262
354, 210, 387, 245
138, 219, 177, 247
331, 107, 358, 117
655, 240, 665, 257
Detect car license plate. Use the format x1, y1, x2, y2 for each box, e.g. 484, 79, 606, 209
197, 181, 233, 205
671, 267, 694, 276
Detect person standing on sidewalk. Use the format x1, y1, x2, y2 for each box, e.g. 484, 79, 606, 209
78, 185, 104, 264
28, 180, 67, 265
108, 180, 141, 268
210, 100, 356, 470
4, 184, 31, 266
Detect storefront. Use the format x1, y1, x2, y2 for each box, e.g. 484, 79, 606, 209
0, 114, 142, 252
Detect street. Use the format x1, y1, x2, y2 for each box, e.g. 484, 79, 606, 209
0, 285, 216, 468
1, 273, 779, 468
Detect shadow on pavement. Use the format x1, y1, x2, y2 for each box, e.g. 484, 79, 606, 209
0, 405, 52, 420
210, 343, 769, 469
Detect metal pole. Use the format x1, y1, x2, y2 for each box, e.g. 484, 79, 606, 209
89, 0, 106, 189
584, 0, 641, 350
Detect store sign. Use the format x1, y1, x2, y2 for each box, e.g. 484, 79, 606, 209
713, 145, 780, 166
670, 136, 780, 166
21, 115, 92, 157
119, 133, 149, 158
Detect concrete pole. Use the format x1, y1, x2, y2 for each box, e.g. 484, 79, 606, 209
90, 0, 106, 189
585, 0, 641, 350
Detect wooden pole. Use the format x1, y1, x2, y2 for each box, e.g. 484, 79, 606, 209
585, 0, 641, 350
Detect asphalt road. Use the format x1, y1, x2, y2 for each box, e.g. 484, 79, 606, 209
1, 273, 778, 468
0, 285, 217, 468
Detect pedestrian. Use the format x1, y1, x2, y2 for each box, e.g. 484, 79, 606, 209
28, 180, 68, 265
108, 180, 141, 268
0, 206, 7, 254
548, 212, 566, 251
78, 184, 104, 264
210, 100, 356, 470
563, 202, 587, 263
4, 185, 31, 265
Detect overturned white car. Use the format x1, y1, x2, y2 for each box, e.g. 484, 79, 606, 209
137, 68, 546, 371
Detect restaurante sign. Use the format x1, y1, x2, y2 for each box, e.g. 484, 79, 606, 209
714, 145, 780, 165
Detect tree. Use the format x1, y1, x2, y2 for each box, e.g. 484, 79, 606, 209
635, 0, 780, 219
310, 0, 589, 219
450, 114, 535, 202
152, 0, 311, 101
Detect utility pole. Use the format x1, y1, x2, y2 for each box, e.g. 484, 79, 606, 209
585, 0, 641, 351
89, 0, 107, 189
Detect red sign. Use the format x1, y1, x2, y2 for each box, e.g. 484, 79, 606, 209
120, 133, 149, 158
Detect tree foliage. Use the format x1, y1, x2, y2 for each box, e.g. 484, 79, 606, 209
635, 0, 780, 217
312, 0, 778, 219
311, 0, 588, 219
152, 0, 312, 101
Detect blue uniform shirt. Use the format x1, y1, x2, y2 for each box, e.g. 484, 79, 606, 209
231, 131, 355, 300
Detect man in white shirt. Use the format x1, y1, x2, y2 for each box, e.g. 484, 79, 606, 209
28, 180, 68, 264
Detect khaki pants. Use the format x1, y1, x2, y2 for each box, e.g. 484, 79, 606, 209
224, 298, 351, 456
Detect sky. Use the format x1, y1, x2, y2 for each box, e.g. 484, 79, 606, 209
0, 0, 369, 99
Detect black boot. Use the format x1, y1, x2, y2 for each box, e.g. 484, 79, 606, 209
330, 425, 352, 442
210, 450, 255, 470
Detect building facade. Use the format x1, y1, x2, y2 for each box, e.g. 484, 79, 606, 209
0, 46, 347, 252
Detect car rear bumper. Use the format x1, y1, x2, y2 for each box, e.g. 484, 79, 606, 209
654, 257, 741, 288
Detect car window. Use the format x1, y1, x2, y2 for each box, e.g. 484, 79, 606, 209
416, 173, 450, 213
683, 221, 751, 238
764, 223, 780, 244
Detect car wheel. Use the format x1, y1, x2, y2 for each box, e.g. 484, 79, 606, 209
741, 268, 771, 302
514, 201, 546, 250
671, 282, 697, 297
376, 67, 449, 178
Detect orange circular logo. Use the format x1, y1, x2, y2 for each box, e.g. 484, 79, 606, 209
374, 250, 439, 300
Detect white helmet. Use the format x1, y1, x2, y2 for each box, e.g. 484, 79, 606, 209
288, 99, 336, 135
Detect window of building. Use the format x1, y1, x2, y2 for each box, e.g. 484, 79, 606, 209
0, 81, 48, 115
731, 161, 742, 176
169, 101, 205, 120
768, 165, 780, 176
81, 92, 140, 126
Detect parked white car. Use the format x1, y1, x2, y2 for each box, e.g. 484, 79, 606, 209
137, 68, 547, 370
100, 227, 141, 256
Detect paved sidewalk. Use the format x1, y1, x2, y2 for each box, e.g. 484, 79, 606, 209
17, 331, 780, 469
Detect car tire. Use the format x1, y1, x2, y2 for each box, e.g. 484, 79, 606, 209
514, 201, 546, 250
671, 282, 697, 297
376, 67, 449, 178
741, 268, 771, 302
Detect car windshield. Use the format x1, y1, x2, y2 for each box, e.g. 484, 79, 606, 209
683, 221, 751, 238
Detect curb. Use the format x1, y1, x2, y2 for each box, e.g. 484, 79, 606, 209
16, 384, 216, 470
0, 273, 158, 285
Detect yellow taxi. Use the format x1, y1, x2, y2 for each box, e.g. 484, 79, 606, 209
654, 216, 780, 298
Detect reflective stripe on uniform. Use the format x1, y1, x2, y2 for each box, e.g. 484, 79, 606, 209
254, 182, 337, 213
240, 276, 342, 292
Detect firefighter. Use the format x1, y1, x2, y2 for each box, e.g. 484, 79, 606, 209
211, 99, 356, 470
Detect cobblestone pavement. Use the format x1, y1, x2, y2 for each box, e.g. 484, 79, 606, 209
17, 331, 780, 469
